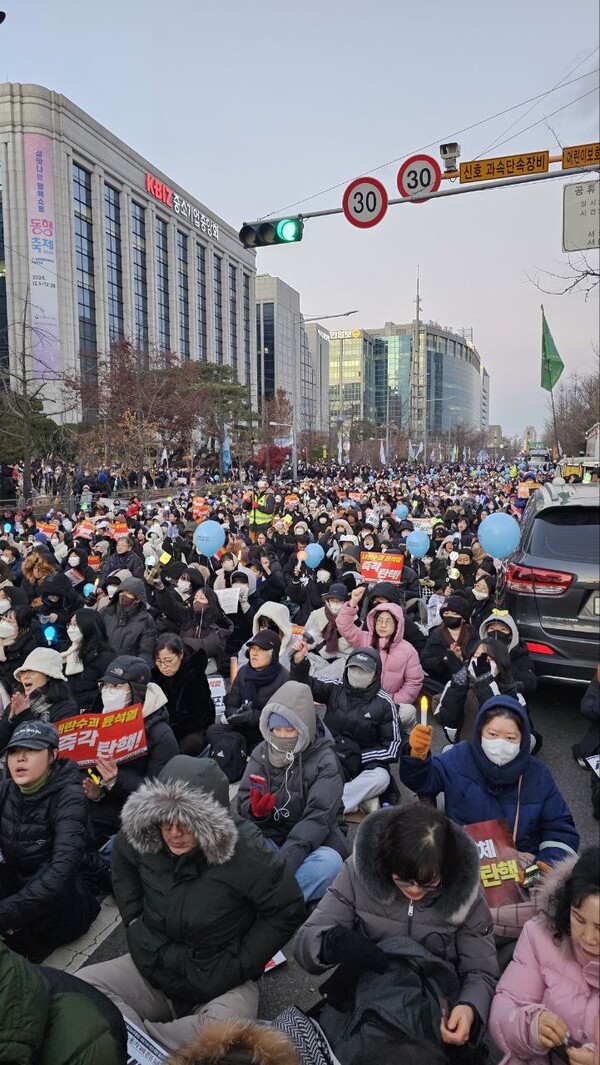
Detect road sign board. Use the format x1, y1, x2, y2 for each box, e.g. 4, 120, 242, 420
396, 155, 442, 204
342, 177, 388, 228
562, 142, 600, 170
563, 179, 600, 252
460, 151, 549, 183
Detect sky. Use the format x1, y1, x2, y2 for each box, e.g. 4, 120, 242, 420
2, 0, 599, 436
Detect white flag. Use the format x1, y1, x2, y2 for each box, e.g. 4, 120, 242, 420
408, 439, 415, 460
160, 448, 168, 467
451, 445, 457, 462
416, 441, 424, 457
337, 434, 342, 464
379, 440, 386, 465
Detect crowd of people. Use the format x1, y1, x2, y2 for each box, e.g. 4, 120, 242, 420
0, 459, 597, 1065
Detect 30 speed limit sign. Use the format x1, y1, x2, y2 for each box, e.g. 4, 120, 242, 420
397, 154, 442, 204
342, 177, 388, 228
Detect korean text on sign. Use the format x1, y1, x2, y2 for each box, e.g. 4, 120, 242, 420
460, 151, 549, 184
464, 818, 526, 907
57, 704, 147, 767
562, 142, 600, 170
360, 551, 405, 585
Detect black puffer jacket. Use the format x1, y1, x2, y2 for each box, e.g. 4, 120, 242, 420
0, 759, 96, 935
153, 584, 232, 657
66, 647, 116, 712
0, 682, 78, 753
151, 648, 215, 745
102, 579, 157, 665
224, 662, 290, 750
0, 625, 45, 695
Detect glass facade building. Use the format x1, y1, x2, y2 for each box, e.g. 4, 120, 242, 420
176, 230, 190, 359
155, 217, 170, 352
104, 184, 124, 343
0, 170, 8, 375
73, 163, 97, 381
228, 263, 238, 378
329, 330, 376, 427
131, 201, 149, 352
195, 242, 207, 362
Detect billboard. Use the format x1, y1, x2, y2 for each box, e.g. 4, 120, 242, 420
24, 132, 61, 378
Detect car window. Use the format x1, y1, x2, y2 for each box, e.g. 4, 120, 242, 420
529, 507, 599, 565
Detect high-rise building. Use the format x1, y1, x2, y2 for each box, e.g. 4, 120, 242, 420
328, 327, 376, 430
481, 365, 490, 433
254, 274, 316, 434
0, 83, 256, 412
304, 322, 330, 432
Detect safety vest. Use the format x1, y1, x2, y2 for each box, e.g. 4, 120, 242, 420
251, 494, 273, 528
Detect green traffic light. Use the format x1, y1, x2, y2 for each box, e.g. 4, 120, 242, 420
276, 218, 301, 242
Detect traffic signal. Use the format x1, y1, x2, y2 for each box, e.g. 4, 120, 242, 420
238, 217, 304, 249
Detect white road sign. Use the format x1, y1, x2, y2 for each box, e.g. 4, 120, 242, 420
342, 176, 388, 228
397, 154, 442, 204
563, 180, 600, 252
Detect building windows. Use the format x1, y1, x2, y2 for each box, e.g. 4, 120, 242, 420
261, 302, 275, 399
242, 274, 251, 387
0, 198, 8, 375
155, 217, 170, 352
104, 184, 124, 343
195, 243, 207, 361
73, 163, 97, 381
213, 254, 223, 364
131, 201, 148, 353
228, 263, 238, 378
176, 231, 190, 359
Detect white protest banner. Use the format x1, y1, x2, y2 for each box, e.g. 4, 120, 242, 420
215, 586, 240, 614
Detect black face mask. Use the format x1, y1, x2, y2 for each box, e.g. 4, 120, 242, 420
489, 630, 511, 646
443, 616, 463, 630
457, 562, 475, 575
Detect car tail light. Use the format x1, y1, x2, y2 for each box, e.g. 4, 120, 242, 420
525, 641, 556, 655
506, 564, 574, 595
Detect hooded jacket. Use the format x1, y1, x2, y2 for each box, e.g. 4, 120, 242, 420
479, 613, 538, 697
400, 697, 579, 864
285, 558, 337, 626
151, 647, 215, 744
294, 806, 499, 1024
153, 583, 232, 658
237, 602, 294, 670
361, 581, 427, 655
335, 601, 424, 705
291, 648, 401, 770
489, 858, 600, 1064
236, 681, 349, 872
102, 578, 157, 665
111, 756, 304, 1007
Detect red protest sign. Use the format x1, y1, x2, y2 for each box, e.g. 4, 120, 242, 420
87, 553, 101, 571
57, 704, 147, 767
360, 551, 405, 584
464, 819, 527, 907
110, 522, 130, 540
73, 521, 95, 540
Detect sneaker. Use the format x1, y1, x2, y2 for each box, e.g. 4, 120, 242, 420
360, 797, 380, 815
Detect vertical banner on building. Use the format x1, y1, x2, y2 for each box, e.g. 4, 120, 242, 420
24, 133, 61, 378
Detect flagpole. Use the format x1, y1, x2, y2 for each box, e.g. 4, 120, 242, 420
542, 305, 560, 458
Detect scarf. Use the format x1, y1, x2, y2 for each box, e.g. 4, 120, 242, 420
62, 639, 84, 676
242, 660, 280, 706
29, 689, 53, 722
322, 604, 340, 654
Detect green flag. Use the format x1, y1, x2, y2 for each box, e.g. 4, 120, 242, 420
540, 306, 564, 392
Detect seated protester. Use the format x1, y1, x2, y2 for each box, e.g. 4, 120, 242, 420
453, 546, 478, 589
285, 556, 337, 626
225, 631, 289, 752
0, 542, 23, 583
152, 573, 232, 665
293, 803, 499, 1060
469, 573, 496, 631
152, 634, 215, 756
34, 570, 85, 650
222, 569, 257, 662
20, 549, 58, 603
420, 594, 473, 688
102, 576, 157, 665
62, 609, 115, 712
479, 610, 538, 697
335, 585, 424, 730
0, 647, 78, 751
291, 643, 401, 814
281, 532, 312, 578
250, 554, 286, 608
236, 681, 349, 902
98, 532, 145, 585
83, 656, 178, 847
0, 599, 44, 695
0, 720, 100, 962
361, 580, 426, 655
94, 567, 132, 611
401, 696, 579, 873
489, 848, 599, 1065
237, 602, 295, 670
78, 755, 304, 1054
61, 543, 97, 590
302, 581, 354, 669
213, 552, 248, 591
572, 668, 600, 822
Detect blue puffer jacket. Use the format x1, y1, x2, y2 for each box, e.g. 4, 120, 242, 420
400, 696, 579, 865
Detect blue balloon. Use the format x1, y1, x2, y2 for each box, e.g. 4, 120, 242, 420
83, 583, 96, 598
395, 504, 409, 520
406, 529, 430, 558
304, 543, 325, 569
193, 519, 226, 558
478, 513, 520, 559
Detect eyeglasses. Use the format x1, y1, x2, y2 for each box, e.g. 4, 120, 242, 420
392, 874, 441, 891
156, 655, 180, 668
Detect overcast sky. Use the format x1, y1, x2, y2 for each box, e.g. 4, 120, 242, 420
2, 0, 599, 436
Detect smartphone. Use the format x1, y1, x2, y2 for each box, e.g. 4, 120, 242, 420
249, 774, 267, 796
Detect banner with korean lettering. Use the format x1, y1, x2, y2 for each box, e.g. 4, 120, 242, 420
464, 819, 527, 907
57, 704, 147, 767
24, 133, 61, 379
360, 551, 405, 584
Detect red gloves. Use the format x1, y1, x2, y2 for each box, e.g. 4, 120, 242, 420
249, 780, 276, 818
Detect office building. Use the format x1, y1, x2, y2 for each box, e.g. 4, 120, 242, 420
481, 365, 490, 433
255, 273, 317, 434
0, 83, 256, 411
328, 328, 376, 429
304, 322, 330, 432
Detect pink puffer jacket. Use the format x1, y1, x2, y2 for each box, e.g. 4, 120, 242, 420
489, 913, 599, 1064
335, 601, 424, 704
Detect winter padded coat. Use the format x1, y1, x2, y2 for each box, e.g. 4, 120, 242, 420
102, 578, 157, 665
361, 581, 426, 655
401, 697, 579, 865
237, 602, 295, 669
294, 806, 499, 1025
153, 584, 232, 657
65, 647, 115, 713
236, 682, 349, 872
151, 648, 215, 745
0, 684, 78, 753
0, 940, 127, 1065
335, 601, 424, 704
224, 662, 290, 749
111, 756, 305, 1007
489, 860, 599, 1064
479, 614, 538, 697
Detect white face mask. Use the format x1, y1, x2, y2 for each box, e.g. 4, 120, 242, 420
68, 555, 80, 568
106, 585, 118, 598
222, 560, 236, 572
51, 537, 59, 546
1, 555, 12, 565
0, 619, 15, 638
346, 666, 376, 690
0, 600, 10, 615
481, 736, 520, 767
101, 688, 129, 713
67, 625, 82, 643
327, 600, 343, 615
472, 589, 488, 601
316, 569, 330, 583
177, 579, 191, 596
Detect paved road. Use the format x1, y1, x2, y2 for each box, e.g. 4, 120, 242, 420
77, 678, 595, 1052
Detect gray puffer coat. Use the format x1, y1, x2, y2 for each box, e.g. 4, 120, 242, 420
294, 806, 499, 1025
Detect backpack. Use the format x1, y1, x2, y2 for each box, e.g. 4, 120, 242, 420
206, 723, 247, 783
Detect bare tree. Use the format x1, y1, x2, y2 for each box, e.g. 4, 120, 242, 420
526, 251, 600, 300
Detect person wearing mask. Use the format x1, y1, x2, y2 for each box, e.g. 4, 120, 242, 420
291, 644, 401, 814
225, 631, 289, 752
250, 553, 286, 608
469, 573, 496, 631
222, 569, 257, 663
102, 577, 157, 665
78, 755, 304, 1053
0, 543, 22, 583
489, 848, 599, 1065
302, 582, 354, 669
0, 647, 78, 751
99, 534, 144, 585
420, 594, 473, 688
152, 633, 215, 755
0, 720, 100, 961
401, 696, 579, 871
61, 544, 97, 591
34, 570, 85, 650
94, 568, 131, 611
0, 599, 44, 696
237, 602, 294, 670
152, 573, 232, 665
236, 681, 348, 902
63, 609, 115, 712
479, 610, 538, 697
335, 586, 424, 730
285, 556, 337, 626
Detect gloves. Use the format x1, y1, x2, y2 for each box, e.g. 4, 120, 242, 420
471, 653, 491, 678
249, 781, 276, 819
321, 926, 388, 975
409, 724, 433, 760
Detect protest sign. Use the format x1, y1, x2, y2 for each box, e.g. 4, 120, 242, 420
464, 819, 527, 907
111, 522, 130, 540
360, 551, 405, 584
126, 1020, 167, 1065
57, 705, 146, 767
412, 517, 433, 535
215, 586, 240, 614
72, 521, 95, 540
209, 676, 227, 717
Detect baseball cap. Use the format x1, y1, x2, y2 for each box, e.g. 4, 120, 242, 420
247, 630, 281, 654
346, 650, 378, 673
322, 582, 350, 602
5, 720, 59, 752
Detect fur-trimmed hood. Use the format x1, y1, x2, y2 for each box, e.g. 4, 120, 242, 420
534, 853, 579, 930
166, 1019, 298, 1065
120, 755, 237, 864
353, 806, 482, 925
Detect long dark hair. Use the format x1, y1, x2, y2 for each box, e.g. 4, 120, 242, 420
546, 847, 600, 942
475, 639, 513, 686
371, 608, 398, 652
378, 803, 461, 886
71, 608, 111, 666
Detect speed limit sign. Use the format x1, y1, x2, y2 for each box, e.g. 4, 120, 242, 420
397, 154, 442, 204
342, 177, 388, 228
